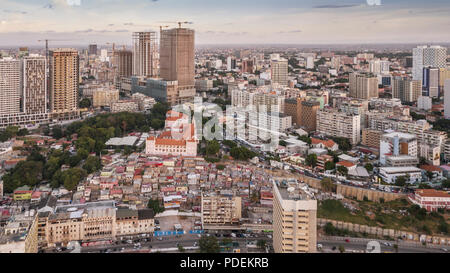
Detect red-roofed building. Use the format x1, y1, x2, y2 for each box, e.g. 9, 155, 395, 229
420, 165, 443, 180
311, 138, 338, 151
409, 189, 450, 212
336, 161, 356, 170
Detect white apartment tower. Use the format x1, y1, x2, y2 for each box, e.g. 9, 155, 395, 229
0, 58, 21, 115
413, 45, 447, 82
316, 108, 361, 145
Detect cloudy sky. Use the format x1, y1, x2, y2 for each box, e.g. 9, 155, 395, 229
0, 0, 450, 46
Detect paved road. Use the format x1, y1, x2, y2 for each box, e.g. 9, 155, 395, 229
318, 237, 448, 253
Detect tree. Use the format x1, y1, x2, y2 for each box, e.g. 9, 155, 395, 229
325, 161, 335, 171
279, 140, 287, 147
178, 245, 185, 253
321, 178, 335, 193
305, 154, 318, 168
364, 163, 374, 172
17, 128, 29, 137
395, 176, 407, 187
426, 171, 434, 181
199, 235, 220, 253
338, 245, 345, 253
393, 244, 398, 253
79, 98, 91, 108
52, 126, 64, 139
257, 240, 267, 250
206, 140, 220, 156
83, 156, 102, 174
298, 135, 312, 145
61, 168, 87, 191
337, 166, 348, 176
147, 199, 165, 214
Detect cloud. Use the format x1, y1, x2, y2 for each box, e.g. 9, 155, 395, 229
2, 9, 27, 15
313, 4, 360, 9
278, 30, 302, 34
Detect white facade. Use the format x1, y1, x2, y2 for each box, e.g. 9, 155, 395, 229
0, 58, 21, 115
445, 80, 450, 119
413, 45, 447, 82
379, 132, 417, 166
316, 108, 361, 145
417, 96, 432, 111
379, 167, 422, 184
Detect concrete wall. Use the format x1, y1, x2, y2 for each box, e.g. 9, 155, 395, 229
297, 174, 405, 203
318, 218, 450, 246
336, 184, 406, 203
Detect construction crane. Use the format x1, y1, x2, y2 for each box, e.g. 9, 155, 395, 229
177, 21, 193, 28
37, 39, 73, 59
157, 21, 194, 28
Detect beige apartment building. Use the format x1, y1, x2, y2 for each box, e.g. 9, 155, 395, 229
0, 58, 21, 115
273, 181, 317, 253
362, 129, 383, 149
39, 201, 155, 248
392, 77, 422, 103
317, 108, 361, 145
116, 50, 133, 78
300, 100, 320, 132
93, 88, 119, 108
349, 73, 378, 99
201, 194, 242, 226
271, 57, 288, 86
49, 49, 80, 121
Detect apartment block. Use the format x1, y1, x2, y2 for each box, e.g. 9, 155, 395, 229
316, 108, 361, 145
349, 73, 378, 99
273, 180, 317, 253
201, 194, 242, 226
49, 49, 80, 121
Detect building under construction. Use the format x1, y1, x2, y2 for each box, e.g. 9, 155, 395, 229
132, 32, 159, 77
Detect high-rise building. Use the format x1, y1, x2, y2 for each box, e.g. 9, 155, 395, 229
349, 73, 379, 99
439, 68, 450, 95
227, 56, 236, 71
273, 180, 317, 253
300, 100, 320, 132
242, 59, 255, 74
0, 58, 21, 115
116, 50, 133, 78
23, 55, 47, 115
49, 49, 80, 121
317, 108, 361, 145
392, 77, 422, 103
160, 27, 195, 87
444, 80, 450, 119
369, 59, 390, 75
88, 44, 98, 55
423, 67, 440, 98
284, 97, 305, 126
271, 57, 288, 86
132, 32, 159, 77
413, 45, 447, 82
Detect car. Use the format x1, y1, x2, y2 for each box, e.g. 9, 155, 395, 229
158, 237, 163, 241
345, 239, 350, 243
442, 248, 448, 252
332, 246, 337, 251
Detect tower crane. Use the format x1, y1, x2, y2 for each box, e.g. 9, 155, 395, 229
37, 39, 73, 59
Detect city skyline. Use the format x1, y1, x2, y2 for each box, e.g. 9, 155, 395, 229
1, 0, 450, 46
